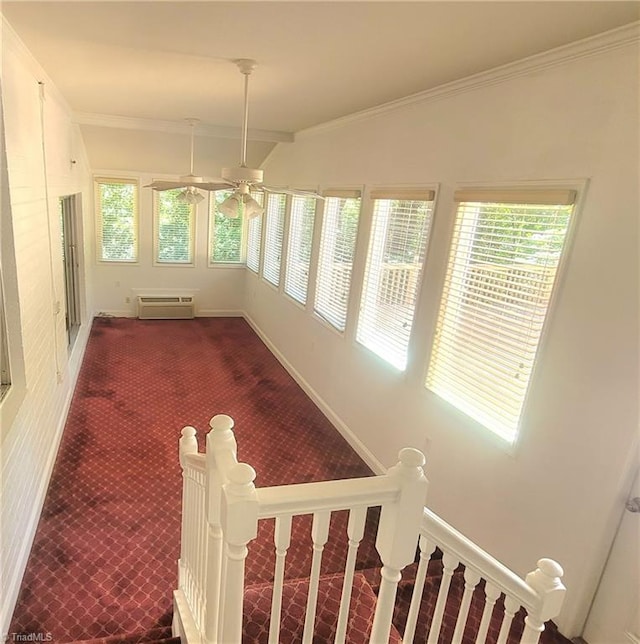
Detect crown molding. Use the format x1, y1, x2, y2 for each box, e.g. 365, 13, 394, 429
296, 21, 640, 141
74, 112, 294, 143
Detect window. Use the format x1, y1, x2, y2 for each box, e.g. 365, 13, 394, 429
96, 178, 138, 262
263, 193, 286, 286
245, 191, 265, 273
357, 190, 435, 370
314, 191, 361, 331
284, 195, 317, 304
426, 188, 576, 443
0, 279, 10, 401
210, 190, 243, 264
154, 189, 195, 264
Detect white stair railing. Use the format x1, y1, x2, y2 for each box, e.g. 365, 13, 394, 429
173, 414, 566, 644
400, 507, 566, 644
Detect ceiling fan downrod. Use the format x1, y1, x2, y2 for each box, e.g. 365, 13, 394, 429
234, 58, 257, 169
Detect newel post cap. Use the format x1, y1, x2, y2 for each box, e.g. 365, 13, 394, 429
210, 414, 235, 433
525, 558, 566, 621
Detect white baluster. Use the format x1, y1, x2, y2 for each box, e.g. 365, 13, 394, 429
335, 506, 368, 644
451, 567, 481, 644
371, 448, 428, 643
302, 511, 331, 644
179, 426, 198, 603
403, 535, 437, 643
475, 581, 501, 644
427, 552, 460, 644
186, 475, 195, 608
204, 414, 235, 644
219, 463, 258, 644
497, 596, 520, 644
204, 521, 224, 644
521, 559, 565, 644
196, 476, 206, 629
269, 515, 293, 644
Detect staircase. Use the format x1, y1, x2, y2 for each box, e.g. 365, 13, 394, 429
69, 629, 180, 644
173, 414, 567, 644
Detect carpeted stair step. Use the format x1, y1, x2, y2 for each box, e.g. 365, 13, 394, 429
243, 571, 402, 643
66, 626, 180, 644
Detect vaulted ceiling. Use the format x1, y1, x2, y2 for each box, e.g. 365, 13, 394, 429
3, 1, 639, 177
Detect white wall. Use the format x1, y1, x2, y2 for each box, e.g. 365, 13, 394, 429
89, 170, 246, 317
245, 36, 639, 636
0, 20, 93, 636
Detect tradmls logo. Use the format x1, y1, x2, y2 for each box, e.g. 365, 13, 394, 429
5, 634, 53, 642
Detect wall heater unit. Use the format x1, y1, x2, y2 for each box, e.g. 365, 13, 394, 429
137, 296, 195, 320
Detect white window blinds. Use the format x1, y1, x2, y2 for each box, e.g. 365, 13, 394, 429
426, 189, 576, 442
314, 192, 361, 331
210, 190, 243, 263
155, 189, 195, 264
96, 178, 138, 262
284, 195, 316, 304
246, 191, 265, 273
357, 192, 435, 370
263, 193, 286, 286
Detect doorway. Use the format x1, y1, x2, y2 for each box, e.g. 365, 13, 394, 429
59, 194, 82, 347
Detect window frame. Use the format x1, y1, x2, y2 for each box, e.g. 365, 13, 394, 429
208, 190, 246, 267
313, 189, 363, 333
356, 188, 437, 371
95, 176, 139, 264
284, 194, 319, 307
424, 182, 583, 448
152, 187, 196, 267
262, 192, 287, 288
0, 278, 10, 402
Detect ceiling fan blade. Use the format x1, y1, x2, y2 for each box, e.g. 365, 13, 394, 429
262, 185, 325, 199
145, 180, 193, 191
197, 181, 236, 191
145, 180, 234, 192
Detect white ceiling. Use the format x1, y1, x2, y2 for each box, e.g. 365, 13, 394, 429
3, 1, 639, 177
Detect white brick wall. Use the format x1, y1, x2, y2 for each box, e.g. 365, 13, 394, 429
0, 20, 93, 635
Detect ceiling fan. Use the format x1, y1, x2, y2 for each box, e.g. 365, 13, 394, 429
146, 59, 323, 217
216, 58, 324, 219
145, 118, 230, 204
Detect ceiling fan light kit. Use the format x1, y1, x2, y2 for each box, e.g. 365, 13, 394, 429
146, 58, 322, 218
177, 186, 205, 204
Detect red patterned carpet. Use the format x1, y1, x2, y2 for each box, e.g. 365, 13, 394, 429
9, 317, 375, 643
9, 317, 570, 644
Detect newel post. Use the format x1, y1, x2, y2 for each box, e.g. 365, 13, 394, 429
219, 462, 259, 644
179, 425, 198, 466
203, 414, 237, 644
522, 559, 566, 644
371, 448, 428, 643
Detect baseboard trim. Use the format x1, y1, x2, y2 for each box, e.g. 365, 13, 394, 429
1, 319, 92, 638
196, 309, 244, 317
93, 309, 244, 319
243, 312, 386, 475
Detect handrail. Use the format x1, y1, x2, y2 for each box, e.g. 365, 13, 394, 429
255, 475, 399, 518
182, 452, 205, 471
421, 507, 538, 612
